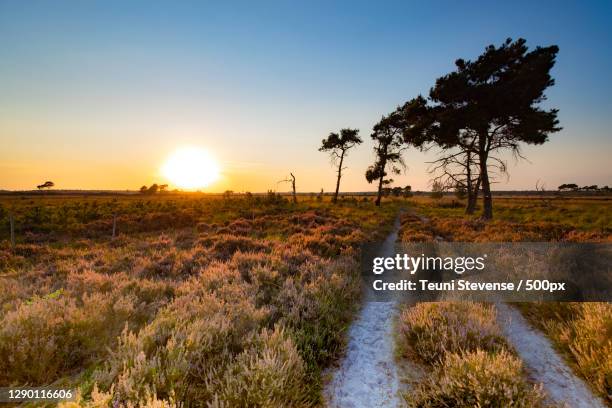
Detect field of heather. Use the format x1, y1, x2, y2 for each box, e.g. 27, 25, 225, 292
0, 193, 610, 407
0, 193, 402, 406
397, 195, 612, 407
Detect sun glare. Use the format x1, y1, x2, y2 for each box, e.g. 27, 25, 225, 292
162, 147, 220, 190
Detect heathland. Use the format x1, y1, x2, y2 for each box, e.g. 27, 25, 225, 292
0, 192, 610, 407
0, 193, 400, 406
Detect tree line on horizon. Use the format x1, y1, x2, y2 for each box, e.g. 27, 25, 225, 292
557, 183, 609, 192
319, 38, 562, 220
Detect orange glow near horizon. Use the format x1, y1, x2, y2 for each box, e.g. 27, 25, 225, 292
161, 147, 220, 190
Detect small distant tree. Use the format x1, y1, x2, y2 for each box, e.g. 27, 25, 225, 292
391, 186, 402, 197
366, 112, 407, 206
454, 182, 467, 200
37, 181, 54, 191
317, 188, 324, 202
223, 190, 234, 199
558, 183, 578, 191
266, 190, 278, 203
319, 128, 363, 203
147, 184, 159, 194
431, 180, 445, 200
159, 184, 168, 193
402, 185, 413, 198
139, 185, 148, 194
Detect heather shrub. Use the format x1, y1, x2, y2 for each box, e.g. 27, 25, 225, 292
66, 270, 174, 326
399, 302, 507, 364
407, 350, 545, 408
277, 258, 360, 374
0, 293, 133, 385
93, 288, 269, 405
59, 385, 175, 408
519, 302, 612, 403
135, 249, 183, 279
210, 235, 269, 261
214, 327, 312, 407
399, 214, 436, 242
230, 250, 272, 283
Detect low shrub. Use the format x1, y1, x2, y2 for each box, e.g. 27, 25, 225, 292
399, 302, 507, 364
407, 349, 545, 408
0, 294, 133, 385
214, 327, 312, 407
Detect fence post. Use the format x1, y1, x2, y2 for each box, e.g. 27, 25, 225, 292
9, 214, 15, 249
112, 213, 117, 239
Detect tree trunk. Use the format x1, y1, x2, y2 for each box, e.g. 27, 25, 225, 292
465, 152, 474, 214
478, 150, 493, 220
333, 151, 345, 203
375, 173, 384, 206
466, 191, 476, 214
9, 214, 15, 250
466, 176, 481, 215
290, 173, 297, 204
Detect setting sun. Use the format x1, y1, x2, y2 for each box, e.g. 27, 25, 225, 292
161, 147, 220, 189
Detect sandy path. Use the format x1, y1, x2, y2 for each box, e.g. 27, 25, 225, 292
323, 212, 605, 408
496, 302, 606, 408
324, 216, 404, 408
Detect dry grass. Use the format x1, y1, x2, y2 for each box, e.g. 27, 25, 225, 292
0, 194, 402, 406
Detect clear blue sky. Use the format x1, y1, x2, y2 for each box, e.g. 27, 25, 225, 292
1, 0, 610, 191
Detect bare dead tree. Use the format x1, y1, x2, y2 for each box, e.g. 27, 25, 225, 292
535, 179, 552, 208
278, 172, 297, 203
428, 147, 480, 213
428, 128, 512, 215
427, 131, 482, 213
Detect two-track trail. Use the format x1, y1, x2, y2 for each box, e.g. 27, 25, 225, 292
324, 212, 606, 408
496, 303, 606, 408
324, 216, 405, 408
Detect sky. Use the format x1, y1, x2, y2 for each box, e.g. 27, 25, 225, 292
1, 0, 611, 192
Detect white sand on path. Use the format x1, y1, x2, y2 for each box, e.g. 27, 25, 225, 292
324, 216, 405, 408
323, 212, 606, 408
496, 302, 606, 408
324, 301, 402, 408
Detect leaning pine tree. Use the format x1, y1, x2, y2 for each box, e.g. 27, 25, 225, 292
424, 38, 561, 219
366, 112, 407, 206
319, 128, 362, 203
